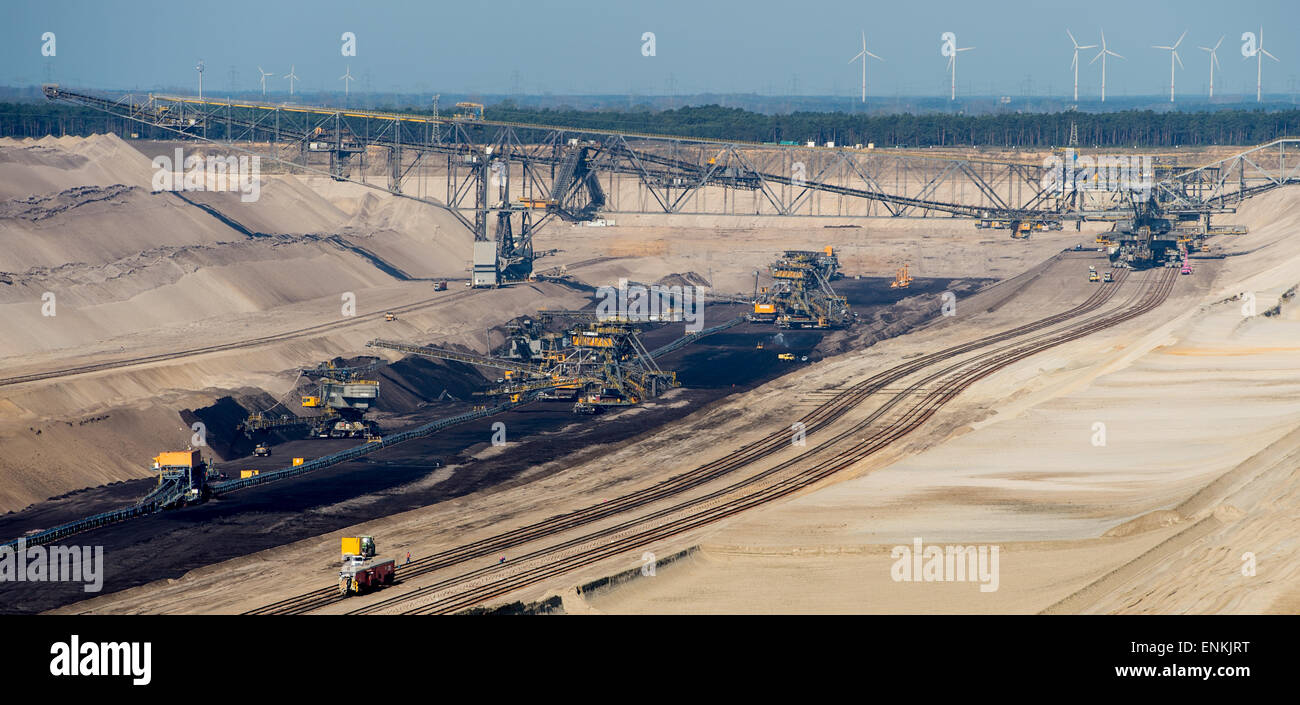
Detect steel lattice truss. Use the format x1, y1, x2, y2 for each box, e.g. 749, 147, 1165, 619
41, 87, 1300, 231
1154, 138, 1300, 210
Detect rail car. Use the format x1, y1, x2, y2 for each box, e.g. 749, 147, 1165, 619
338, 536, 396, 596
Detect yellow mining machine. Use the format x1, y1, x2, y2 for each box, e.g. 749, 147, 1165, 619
985, 218, 1060, 238
368, 313, 678, 415
890, 263, 913, 289
238, 360, 383, 440
750, 248, 851, 329
149, 449, 211, 506
299, 362, 381, 438
539, 315, 679, 414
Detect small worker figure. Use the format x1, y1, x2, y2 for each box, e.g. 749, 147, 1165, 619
499, 556, 506, 564
405, 551, 411, 565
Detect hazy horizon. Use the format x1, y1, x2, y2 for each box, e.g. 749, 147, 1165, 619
4, 0, 1298, 103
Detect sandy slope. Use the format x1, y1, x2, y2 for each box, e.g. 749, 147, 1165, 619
12, 133, 1295, 615
583, 186, 1300, 614
48, 247, 1101, 614
0, 134, 1080, 513
0, 135, 544, 511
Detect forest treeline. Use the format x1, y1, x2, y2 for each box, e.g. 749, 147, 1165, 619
486, 102, 1300, 148
2, 99, 1297, 148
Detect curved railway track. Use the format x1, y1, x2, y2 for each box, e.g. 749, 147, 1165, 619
0, 289, 482, 388
370, 267, 1176, 615
247, 267, 1167, 615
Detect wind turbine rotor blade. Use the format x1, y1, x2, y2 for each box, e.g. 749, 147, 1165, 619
1071, 53, 1078, 70
958, 46, 975, 52
1261, 48, 1278, 61
1213, 36, 1224, 50
1078, 44, 1096, 50
1109, 50, 1125, 60
1153, 45, 1171, 50
1174, 51, 1183, 69
1090, 50, 1103, 64
865, 50, 883, 61
1213, 53, 1221, 70
1067, 28, 1078, 47
849, 51, 864, 63
1173, 31, 1186, 49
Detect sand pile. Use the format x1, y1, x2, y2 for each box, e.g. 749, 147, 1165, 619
0, 135, 556, 512
0, 135, 155, 199
0, 135, 478, 359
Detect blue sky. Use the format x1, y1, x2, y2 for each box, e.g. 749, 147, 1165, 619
4, 0, 1297, 98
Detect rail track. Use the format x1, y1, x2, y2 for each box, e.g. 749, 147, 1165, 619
247, 266, 1170, 615
0, 289, 482, 388
367, 267, 1176, 615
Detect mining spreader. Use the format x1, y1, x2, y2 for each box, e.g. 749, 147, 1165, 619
749, 248, 853, 329
239, 360, 382, 440
369, 312, 679, 414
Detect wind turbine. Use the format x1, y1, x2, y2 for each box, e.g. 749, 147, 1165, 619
1198, 36, 1223, 98
257, 66, 272, 96
1067, 29, 1096, 102
945, 38, 975, 101
848, 31, 883, 104
284, 65, 299, 97
195, 60, 205, 100
1246, 26, 1279, 102
1090, 29, 1125, 102
1152, 30, 1186, 102
340, 65, 355, 100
